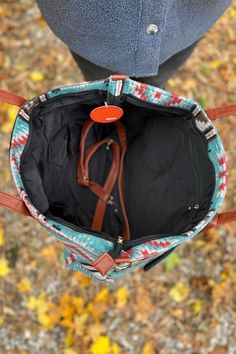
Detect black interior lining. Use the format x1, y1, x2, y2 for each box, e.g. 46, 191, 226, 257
20, 92, 215, 240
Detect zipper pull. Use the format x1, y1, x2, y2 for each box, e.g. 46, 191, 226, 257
108, 235, 123, 259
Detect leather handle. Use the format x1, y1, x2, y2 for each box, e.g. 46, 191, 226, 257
206, 104, 236, 120
0, 191, 31, 217
0, 89, 27, 107
205, 210, 236, 230
0, 91, 29, 217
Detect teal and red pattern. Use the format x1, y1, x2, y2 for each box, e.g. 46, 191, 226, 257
9, 77, 228, 282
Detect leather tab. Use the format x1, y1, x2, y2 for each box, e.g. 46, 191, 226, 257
110, 74, 127, 81
92, 253, 115, 276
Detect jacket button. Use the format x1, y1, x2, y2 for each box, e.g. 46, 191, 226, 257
146, 24, 158, 35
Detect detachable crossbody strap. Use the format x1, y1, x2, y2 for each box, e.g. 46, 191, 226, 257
0, 88, 236, 230
77, 119, 131, 240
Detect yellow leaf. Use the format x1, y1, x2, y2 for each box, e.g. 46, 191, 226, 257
73, 272, 92, 287
37, 311, 54, 329
72, 296, 84, 313
0, 258, 10, 277
0, 103, 19, 134
27, 296, 39, 310
111, 343, 121, 354
30, 71, 45, 83
142, 340, 155, 354
8, 105, 19, 123
95, 288, 110, 303
64, 330, 74, 347
90, 336, 111, 354
169, 282, 190, 303
116, 287, 129, 308
210, 60, 222, 70
63, 349, 78, 354
192, 299, 204, 314
36, 292, 49, 313
0, 227, 4, 247
229, 8, 236, 17
0, 315, 4, 327
16, 277, 32, 293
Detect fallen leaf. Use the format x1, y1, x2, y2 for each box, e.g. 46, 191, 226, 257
115, 287, 129, 308
192, 299, 204, 314
169, 282, 190, 303
90, 336, 121, 354
95, 288, 110, 304
142, 340, 155, 354
16, 277, 32, 293
0, 227, 4, 246
164, 252, 181, 271
73, 272, 91, 287
0, 258, 10, 277
63, 349, 78, 354
209, 60, 222, 69
30, 70, 45, 82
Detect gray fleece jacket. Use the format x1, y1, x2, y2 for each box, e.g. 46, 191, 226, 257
36, 0, 232, 77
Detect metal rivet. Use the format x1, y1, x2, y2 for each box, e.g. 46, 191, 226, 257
146, 24, 159, 35
194, 204, 200, 210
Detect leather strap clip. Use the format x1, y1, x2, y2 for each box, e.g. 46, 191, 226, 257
92, 252, 131, 276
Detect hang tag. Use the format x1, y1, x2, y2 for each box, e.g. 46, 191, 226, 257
90, 104, 124, 123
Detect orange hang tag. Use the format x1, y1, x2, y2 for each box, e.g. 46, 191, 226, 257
90, 104, 124, 123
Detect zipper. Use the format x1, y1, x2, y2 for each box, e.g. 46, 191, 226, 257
48, 213, 171, 247
109, 235, 124, 258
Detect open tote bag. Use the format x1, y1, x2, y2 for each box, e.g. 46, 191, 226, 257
0, 74, 236, 283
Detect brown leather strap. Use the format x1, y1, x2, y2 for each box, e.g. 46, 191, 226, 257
0, 89, 27, 107
205, 210, 236, 230
90, 141, 120, 231
0, 191, 30, 216
206, 104, 236, 120
77, 119, 130, 240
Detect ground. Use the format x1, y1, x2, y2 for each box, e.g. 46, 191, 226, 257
0, 1, 236, 354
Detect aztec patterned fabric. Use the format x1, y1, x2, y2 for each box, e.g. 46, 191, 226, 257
9, 77, 227, 282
